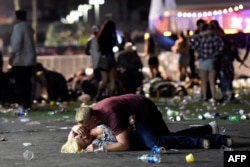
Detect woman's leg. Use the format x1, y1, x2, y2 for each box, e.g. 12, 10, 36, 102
108, 67, 117, 96
96, 70, 108, 99
199, 70, 208, 100
208, 69, 217, 99
184, 66, 190, 81
149, 65, 155, 79
178, 65, 182, 81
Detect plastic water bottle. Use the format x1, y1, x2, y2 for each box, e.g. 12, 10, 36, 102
220, 145, 233, 153
151, 146, 166, 154
137, 154, 161, 163
16, 108, 28, 116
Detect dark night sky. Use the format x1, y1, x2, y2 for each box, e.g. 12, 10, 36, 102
0, 0, 249, 22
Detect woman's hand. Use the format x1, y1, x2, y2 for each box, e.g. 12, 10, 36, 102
85, 144, 97, 152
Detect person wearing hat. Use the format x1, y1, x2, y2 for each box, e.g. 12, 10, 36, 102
9, 10, 37, 109
74, 94, 233, 152
116, 42, 144, 94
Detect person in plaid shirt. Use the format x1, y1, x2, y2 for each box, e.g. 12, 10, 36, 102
189, 22, 224, 101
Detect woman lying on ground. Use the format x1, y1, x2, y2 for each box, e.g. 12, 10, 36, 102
61, 123, 118, 153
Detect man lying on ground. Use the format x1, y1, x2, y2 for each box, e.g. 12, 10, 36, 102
73, 94, 233, 152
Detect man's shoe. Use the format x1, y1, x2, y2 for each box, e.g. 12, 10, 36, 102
227, 138, 233, 147
209, 121, 219, 134
203, 139, 210, 149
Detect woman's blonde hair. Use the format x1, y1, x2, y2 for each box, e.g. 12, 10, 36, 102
61, 138, 83, 154
75, 103, 92, 123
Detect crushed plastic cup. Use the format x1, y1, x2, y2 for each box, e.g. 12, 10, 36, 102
219, 126, 226, 134
198, 114, 204, 120
23, 150, 34, 160
176, 115, 182, 121
203, 112, 214, 119
23, 142, 33, 147
236, 109, 244, 115
240, 115, 247, 120
220, 145, 233, 153
185, 153, 195, 163
20, 117, 30, 123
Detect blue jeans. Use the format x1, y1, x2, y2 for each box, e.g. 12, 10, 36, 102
133, 98, 230, 149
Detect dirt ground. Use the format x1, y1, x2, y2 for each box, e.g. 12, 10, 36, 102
0, 113, 250, 167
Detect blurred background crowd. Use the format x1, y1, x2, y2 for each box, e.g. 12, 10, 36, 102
0, 0, 249, 108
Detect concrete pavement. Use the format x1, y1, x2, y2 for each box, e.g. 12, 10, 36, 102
0, 113, 250, 167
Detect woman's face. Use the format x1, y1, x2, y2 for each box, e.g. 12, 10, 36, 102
75, 133, 93, 148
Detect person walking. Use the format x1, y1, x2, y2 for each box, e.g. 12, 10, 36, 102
9, 10, 37, 109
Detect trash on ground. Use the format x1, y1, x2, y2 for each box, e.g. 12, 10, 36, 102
185, 153, 195, 163
23, 142, 33, 147
23, 150, 34, 160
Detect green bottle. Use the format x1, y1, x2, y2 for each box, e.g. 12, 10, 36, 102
228, 115, 240, 122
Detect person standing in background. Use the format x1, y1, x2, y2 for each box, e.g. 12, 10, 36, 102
241, 33, 250, 66
172, 31, 190, 82
0, 49, 3, 73
117, 42, 144, 94
189, 22, 224, 101
9, 10, 37, 109
188, 19, 206, 80
85, 25, 101, 82
142, 33, 161, 79
95, 17, 118, 101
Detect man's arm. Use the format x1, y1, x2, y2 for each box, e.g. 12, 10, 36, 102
104, 129, 130, 152
85, 39, 91, 55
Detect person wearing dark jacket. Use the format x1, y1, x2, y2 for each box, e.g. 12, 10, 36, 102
35, 63, 70, 103
117, 42, 144, 94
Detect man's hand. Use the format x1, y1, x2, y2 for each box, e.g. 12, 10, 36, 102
72, 124, 89, 136
8, 53, 14, 66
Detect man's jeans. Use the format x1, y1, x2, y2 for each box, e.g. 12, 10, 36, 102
133, 101, 229, 149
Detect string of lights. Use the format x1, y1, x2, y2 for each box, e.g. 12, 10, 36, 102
175, 4, 244, 18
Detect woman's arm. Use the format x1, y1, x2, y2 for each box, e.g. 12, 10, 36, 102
68, 125, 80, 140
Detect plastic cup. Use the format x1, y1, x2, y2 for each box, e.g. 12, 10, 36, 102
185, 153, 195, 163
23, 150, 34, 160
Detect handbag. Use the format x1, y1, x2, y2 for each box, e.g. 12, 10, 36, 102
97, 55, 110, 70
